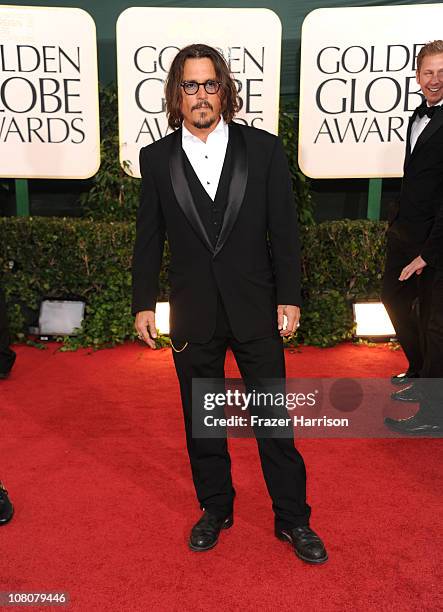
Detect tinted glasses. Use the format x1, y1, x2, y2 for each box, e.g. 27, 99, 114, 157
180, 80, 221, 95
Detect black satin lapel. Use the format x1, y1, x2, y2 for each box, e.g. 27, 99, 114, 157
412, 107, 443, 154
169, 130, 214, 254
214, 123, 248, 258
404, 114, 415, 169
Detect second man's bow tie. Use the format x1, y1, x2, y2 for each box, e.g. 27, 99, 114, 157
417, 102, 441, 119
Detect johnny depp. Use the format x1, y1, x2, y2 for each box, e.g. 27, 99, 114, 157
132, 44, 327, 564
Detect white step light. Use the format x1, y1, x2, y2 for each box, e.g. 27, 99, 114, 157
38, 300, 85, 336
353, 302, 396, 338
155, 302, 170, 335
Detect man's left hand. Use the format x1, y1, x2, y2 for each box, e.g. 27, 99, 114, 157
277, 305, 300, 337
399, 255, 427, 281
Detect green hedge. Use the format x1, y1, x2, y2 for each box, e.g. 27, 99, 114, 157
300, 220, 387, 345
0, 217, 387, 348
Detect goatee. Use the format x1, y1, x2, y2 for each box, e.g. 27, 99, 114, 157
193, 115, 217, 130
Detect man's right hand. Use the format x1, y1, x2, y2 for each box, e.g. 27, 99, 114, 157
134, 310, 157, 349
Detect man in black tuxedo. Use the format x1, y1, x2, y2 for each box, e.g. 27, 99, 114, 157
132, 44, 327, 563
0, 287, 16, 523
383, 41, 443, 436
0, 286, 16, 379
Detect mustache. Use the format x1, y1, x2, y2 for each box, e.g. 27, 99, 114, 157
191, 101, 213, 111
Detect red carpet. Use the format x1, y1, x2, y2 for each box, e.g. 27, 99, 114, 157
0, 343, 440, 611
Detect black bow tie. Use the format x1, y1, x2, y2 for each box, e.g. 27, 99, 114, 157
416, 103, 441, 119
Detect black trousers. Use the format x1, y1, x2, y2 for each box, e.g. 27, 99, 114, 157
381, 234, 423, 375
0, 286, 16, 375
382, 233, 443, 423
172, 298, 311, 530
416, 266, 443, 422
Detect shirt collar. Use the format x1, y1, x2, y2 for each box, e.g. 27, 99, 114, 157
427, 99, 443, 108
182, 116, 228, 144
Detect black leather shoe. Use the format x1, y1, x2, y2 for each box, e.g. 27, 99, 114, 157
391, 384, 422, 402
276, 526, 328, 564
189, 511, 233, 552
0, 482, 14, 525
384, 414, 442, 436
391, 371, 419, 386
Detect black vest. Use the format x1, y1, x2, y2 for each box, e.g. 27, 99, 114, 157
182, 139, 232, 247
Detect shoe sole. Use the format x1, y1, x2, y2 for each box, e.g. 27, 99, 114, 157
391, 394, 421, 403
275, 530, 328, 565
0, 503, 14, 526
384, 425, 442, 437
391, 376, 419, 386
188, 516, 233, 552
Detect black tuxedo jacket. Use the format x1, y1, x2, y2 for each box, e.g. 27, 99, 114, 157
389, 104, 443, 268
132, 122, 301, 343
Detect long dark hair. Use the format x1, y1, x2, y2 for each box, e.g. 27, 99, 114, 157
165, 44, 240, 130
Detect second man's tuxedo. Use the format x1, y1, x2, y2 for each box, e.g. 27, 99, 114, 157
132, 122, 301, 343
382, 101, 443, 423
389, 103, 443, 264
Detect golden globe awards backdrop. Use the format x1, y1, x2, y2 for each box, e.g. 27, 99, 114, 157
299, 4, 443, 179
116, 7, 282, 177
0, 5, 100, 179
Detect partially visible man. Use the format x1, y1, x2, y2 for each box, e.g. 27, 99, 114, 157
132, 44, 327, 563
0, 288, 16, 524
383, 40, 443, 435
0, 482, 14, 525
0, 286, 16, 379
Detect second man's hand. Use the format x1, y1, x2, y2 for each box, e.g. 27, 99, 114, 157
134, 310, 157, 349
277, 304, 300, 337
399, 255, 427, 281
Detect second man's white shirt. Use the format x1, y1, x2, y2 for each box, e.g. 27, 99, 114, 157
182, 118, 229, 201
410, 100, 443, 152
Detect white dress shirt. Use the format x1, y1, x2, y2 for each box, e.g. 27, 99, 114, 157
182, 117, 229, 201
410, 100, 443, 152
